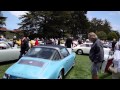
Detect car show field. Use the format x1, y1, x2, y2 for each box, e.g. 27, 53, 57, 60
0, 11, 119, 79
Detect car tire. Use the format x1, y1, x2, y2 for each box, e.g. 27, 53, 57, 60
58, 70, 64, 79
76, 49, 83, 55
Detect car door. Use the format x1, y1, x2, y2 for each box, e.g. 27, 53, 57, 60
0, 42, 20, 62
0, 42, 12, 62
60, 48, 73, 73
83, 44, 91, 54
9, 47, 20, 60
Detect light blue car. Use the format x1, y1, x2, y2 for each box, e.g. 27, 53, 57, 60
3, 45, 76, 79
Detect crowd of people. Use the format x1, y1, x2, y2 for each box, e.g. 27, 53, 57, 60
1, 33, 120, 79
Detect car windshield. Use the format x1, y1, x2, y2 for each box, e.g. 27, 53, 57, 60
25, 47, 56, 60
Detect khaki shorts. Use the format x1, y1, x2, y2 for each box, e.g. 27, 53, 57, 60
91, 62, 102, 75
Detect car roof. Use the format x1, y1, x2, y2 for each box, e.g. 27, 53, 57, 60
35, 45, 65, 50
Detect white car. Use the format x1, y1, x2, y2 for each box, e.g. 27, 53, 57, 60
72, 43, 93, 55
72, 43, 111, 55
0, 41, 20, 62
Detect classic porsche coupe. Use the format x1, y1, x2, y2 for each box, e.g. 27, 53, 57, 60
3, 45, 76, 79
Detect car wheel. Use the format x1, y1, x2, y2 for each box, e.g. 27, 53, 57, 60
77, 49, 83, 55
58, 71, 64, 79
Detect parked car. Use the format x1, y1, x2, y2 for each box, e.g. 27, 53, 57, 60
72, 43, 93, 55
3, 45, 76, 79
72, 42, 111, 55
0, 41, 20, 62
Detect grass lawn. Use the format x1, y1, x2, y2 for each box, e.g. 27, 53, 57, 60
65, 55, 112, 79
0, 62, 14, 78
0, 55, 112, 79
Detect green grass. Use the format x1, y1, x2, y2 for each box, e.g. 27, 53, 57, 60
0, 62, 14, 78
65, 55, 112, 79
0, 55, 112, 79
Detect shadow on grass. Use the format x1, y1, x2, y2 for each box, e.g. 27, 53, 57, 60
64, 67, 75, 79
75, 52, 89, 56
79, 54, 89, 56
99, 73, 111, 79
0, 60, 18, 65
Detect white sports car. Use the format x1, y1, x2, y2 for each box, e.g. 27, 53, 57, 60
72, 42, 113, 60
72, 43, 93, 55
72, 43, 111, 55
0, 41, 20, 62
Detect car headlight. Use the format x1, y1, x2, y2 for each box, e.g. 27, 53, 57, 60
3, 73, 10, 79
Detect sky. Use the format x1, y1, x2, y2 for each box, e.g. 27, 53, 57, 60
2, 11, 28, 30
2, 11, 120, 32
87, 11, 120, 32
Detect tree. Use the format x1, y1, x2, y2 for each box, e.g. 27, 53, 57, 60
107, 31, 118, 40
112, 30, 120, 39
0, 11, 6, 27
0, 19, 6, 27
70, 11, 90, 37
103, 19, 111, 34
96, 31, 107, 40
19, 11, 60, 38
89, 18, 111, 34
42, 11, 72, 38
19, 11, 89, 38
16, 31, 24, 39
4, 31, 15, 39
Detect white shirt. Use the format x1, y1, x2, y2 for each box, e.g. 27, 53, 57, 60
113, 50, 120, 69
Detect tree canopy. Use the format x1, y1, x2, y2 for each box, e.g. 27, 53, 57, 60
89, 18, 111, 34
96, 31, 107, 40
18, 11, 120, 40
107, 31, 118, 40
19, 11, 89, 38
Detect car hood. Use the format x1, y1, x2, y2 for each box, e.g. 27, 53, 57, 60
6, 57, 51, 79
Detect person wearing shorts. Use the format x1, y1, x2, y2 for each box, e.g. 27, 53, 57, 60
88, 32, 104, 79
91, 62, 102, 78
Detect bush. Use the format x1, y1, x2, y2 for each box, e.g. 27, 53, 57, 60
107, 31, 118, 40
96, 31, 107, 40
